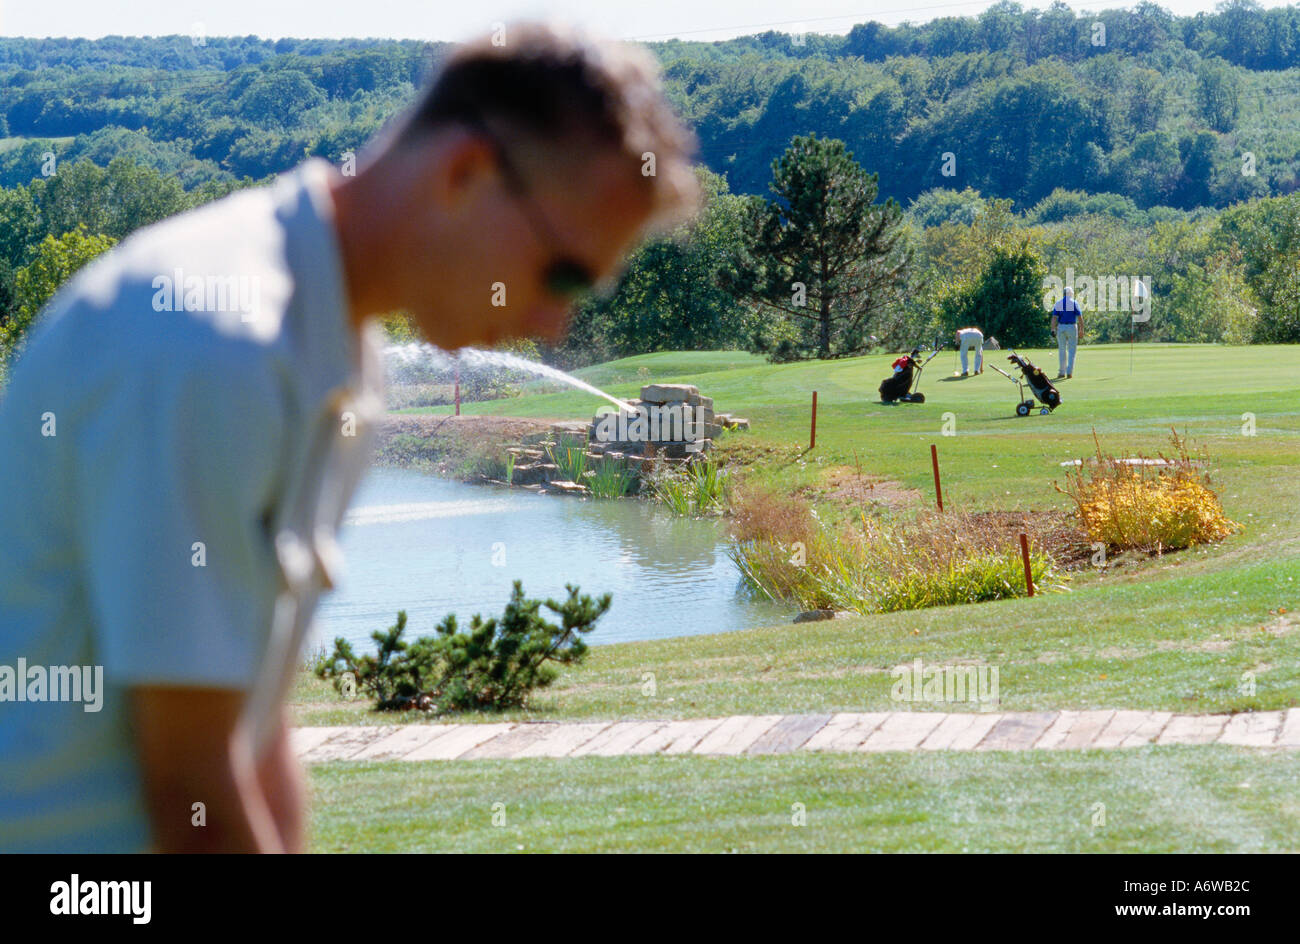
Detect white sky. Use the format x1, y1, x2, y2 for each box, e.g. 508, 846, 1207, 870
1, 0, 1295, 43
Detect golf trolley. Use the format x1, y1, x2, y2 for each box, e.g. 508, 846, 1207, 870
879, 341, 946, 404
987, 351, 1062, 417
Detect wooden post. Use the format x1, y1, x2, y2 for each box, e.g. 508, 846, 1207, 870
454, 366, 461, 417
930, 443, 943, 512
810, 391, 818, 450
1019, 532, 1035, 597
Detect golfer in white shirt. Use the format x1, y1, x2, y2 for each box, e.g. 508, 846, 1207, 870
955, 326, 984, 375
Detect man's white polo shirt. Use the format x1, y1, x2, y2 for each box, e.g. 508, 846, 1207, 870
0, 158, 384, 851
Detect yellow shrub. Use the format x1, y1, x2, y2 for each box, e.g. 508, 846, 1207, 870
1059, 430, 1239, 552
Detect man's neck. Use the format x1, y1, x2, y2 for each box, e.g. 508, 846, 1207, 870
324, 169, 381, 370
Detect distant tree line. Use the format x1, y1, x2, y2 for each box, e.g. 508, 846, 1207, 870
550, 135, 1300, 365
4, 9, 1300, 377
4, 5, 1300, 208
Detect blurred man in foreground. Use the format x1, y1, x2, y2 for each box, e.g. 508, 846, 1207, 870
0, 22, 697, 852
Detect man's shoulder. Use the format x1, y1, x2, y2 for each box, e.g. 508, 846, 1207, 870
81, 183, 295, 324
19, 184, 299, 377
8, 159, 351, 442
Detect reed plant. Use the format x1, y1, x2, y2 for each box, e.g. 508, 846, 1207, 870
690, 458, 728, 513
728, 487, 1055, 614
650, 457, 728, 516
588, 458, 637, 499
545, 443, 589, 483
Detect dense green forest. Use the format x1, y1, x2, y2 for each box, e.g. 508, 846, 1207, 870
9, 2, 1300, 205
3, 1, 1300, 368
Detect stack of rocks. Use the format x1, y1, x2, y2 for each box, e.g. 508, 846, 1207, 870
714, 413, 751, 431
504, 424, 590, 486
501, 384, 750, 493
587, 383, 723, 463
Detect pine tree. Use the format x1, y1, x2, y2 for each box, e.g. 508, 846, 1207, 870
722, 134, 910, 360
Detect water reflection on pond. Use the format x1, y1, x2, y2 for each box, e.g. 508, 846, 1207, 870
311, 467, 793, 651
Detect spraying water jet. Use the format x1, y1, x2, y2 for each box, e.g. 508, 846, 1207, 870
384, 343, 637, 414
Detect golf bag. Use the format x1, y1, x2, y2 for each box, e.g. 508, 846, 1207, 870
879, 349, 921, 403
1006, 352, 1061, 415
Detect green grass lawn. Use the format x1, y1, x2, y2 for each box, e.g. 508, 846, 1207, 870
303, 343, 1300, 852
399, 343, 1298, 542
308, 747, 1300, 853
296, 549, 1297, 725
406, 344, 1297, 499
300, 343, 1299, 723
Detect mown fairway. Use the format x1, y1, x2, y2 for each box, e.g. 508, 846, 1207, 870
399, 344, 1298, 521
305, 343, 1300, 851
309, 748, 1300, 853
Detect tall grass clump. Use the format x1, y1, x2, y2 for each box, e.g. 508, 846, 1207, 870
1056, 429, 1240, 552
868, 548, 1052, 612
726, 484, 819, 598
690, 458, 727, 512
588, 458, 636, 498
301, 642, 332, 674
728, 487, 1054, 614
546, 443, 589, 482
650, 457, 728, 516
654, 475, 693, 515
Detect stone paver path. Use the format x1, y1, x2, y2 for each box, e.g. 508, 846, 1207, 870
293, 709, 1300, 762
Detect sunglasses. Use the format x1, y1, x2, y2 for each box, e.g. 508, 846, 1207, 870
465, 117, 597, 301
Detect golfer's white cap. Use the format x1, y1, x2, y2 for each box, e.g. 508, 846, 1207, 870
1064, 286, 1074, 297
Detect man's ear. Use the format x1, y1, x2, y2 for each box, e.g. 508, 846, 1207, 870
427, 130, 497, 212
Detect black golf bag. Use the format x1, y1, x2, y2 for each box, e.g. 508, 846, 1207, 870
879, 350, 919, 402
1007, 352, 1061, 414
879, 345, 941, 404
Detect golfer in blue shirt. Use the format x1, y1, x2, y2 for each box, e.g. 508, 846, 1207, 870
1051, 287, 1084, 378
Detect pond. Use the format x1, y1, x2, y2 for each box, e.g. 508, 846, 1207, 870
310, 467, 794, 652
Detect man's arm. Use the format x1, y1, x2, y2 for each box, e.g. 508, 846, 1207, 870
253, 707, 306, 853
77, 356, 296, 853
131, 687, 287, 853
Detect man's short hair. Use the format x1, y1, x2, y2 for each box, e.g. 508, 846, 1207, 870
397, 21, 698, 229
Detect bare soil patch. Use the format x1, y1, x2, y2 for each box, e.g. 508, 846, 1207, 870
382, 413, 561, 442
376, 414, 564, 476
815, 465, 921, 508
966, 509, 1094, 572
